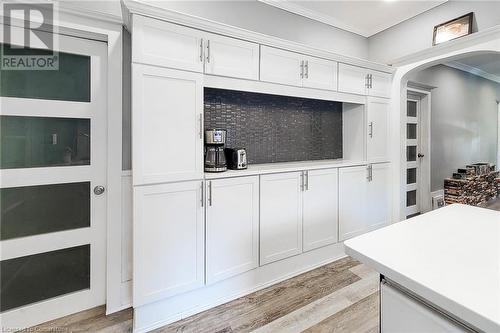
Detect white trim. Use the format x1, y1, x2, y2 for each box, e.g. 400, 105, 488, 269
389, 25, 500, 66
122, 0, 393, 74
445, 61, 500, 84
257, 0, 446, 38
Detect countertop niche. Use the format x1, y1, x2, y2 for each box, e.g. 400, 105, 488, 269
204, 88, 343, 164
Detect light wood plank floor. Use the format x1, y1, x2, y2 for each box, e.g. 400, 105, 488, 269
30, 257, 379, 333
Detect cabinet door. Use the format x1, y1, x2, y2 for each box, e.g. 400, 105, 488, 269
369, 70, 392, 98
303, 56, 338, 91
338, 165, 369, 241
132, 15, 204, 72
132, 64, 203, 185
260, 46, 302, 87
338, 63, 368, 96
204, 34, 260, 80
260, 172, 303, 265
206, 176, 259, 284
133, 181, 204, 306
367, 163, 391, 230
303, 169, 339, 251
367, 97, 390, 163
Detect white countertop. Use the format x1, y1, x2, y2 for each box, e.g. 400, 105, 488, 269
204, 159, 367, 179
344, 204, 500, 332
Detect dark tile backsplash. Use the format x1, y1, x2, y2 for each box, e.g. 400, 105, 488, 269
204, 88, 343, 164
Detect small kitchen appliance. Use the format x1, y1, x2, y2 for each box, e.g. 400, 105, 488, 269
225, 148, 247, 170
204, 129, 227, 172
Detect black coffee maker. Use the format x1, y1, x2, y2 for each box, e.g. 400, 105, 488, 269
204, 129, 227, 172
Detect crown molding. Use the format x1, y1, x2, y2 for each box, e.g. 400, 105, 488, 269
257, 0, 367, 37
445, 61, 500, 84
122, 0, 394, 74
389, 25, 500, 67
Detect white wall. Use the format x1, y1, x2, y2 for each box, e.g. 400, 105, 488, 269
409, 64, 500, 191
140, 0, 368, 59
368, 1, 500, 64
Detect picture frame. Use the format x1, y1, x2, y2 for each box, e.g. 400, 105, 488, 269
432, 12, 473, 46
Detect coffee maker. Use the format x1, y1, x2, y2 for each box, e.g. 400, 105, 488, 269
204, 129, 227, 172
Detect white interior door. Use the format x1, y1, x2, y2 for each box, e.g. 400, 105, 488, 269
0, 26, 107, 329
405, 97, 422, 218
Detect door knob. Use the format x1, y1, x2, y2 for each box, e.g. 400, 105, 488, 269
418, 153, 424, 158
94, 185, 105, 195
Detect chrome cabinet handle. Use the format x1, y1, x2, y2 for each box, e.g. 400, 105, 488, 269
201, 181, 204, 207
369, 121, 373, 138
369, 74, 373, 88
208, 181, 212, 206
199, 39, 203, 62
366, 165, 371, 181
305, 60, 309, 79
305, 170, 309, 190
300, 60, 304, 79
206, 40, 210, 63
199, 114, 203, 139
365, 74, 370, 88
300, 172, 304, 191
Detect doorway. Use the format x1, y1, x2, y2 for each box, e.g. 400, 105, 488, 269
405, 88, 431, 218
0, 27, 108, 329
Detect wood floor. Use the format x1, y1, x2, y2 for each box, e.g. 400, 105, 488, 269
30, 257, 378, 333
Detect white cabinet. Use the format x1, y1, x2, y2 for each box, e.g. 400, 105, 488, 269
338, 63, 391, 98
339, 163, 391, 241
370, 71, 392, 98
132, 64, 204, 185
367, 97, 390, 163
302, 55, 338, 91
133, 15, 204, 73
133, 181, 205, 306
260, 46, 303, 87
133, 15, 259, 80
260, 46, 337, 90
204, 33, 259, 80
338, 63, 368, 96
260, 172, 303, 265
206, 176, 259, 284
303, 169, 339, 252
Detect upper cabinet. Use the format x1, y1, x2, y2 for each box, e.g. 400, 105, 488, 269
338, 63, 391, 98
132, 64, 204, 185
367, 97, 390, 163
132, 15, 259, 80
260, 46, 338, 91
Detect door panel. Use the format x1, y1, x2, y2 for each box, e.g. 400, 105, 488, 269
0, 31, 107, 330
206, 176, 259, 284
204, 34, 259, 80
260, 46, 302, 87
260, 172, 303, 265
367, 97, 390, 163
338, 63, 368, 95
133, 181, 204, 306
132, 65, 203, 185
302, 57, 337, 91
303, 169, 338, 251
369, 71, 391, 98
368, 163, 391, 230
132, 15, 204, 73
339, 166, 368, 241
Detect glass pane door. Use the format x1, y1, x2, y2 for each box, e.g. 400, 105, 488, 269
406, 98, 420, 218
0, 27, 107, 330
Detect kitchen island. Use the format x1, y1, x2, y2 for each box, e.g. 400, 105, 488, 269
344, 204, 499, 332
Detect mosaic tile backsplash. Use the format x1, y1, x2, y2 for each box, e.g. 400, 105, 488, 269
204, 88, 343, 164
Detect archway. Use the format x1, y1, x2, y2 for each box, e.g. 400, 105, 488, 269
388, 29, 500, 221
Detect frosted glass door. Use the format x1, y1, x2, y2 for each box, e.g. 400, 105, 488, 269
0, 27, 107, 330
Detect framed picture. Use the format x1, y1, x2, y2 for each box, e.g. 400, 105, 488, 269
432, 12, 473, 46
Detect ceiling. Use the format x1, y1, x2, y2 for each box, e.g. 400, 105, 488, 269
448, 53, 500, 83
259, 0, 447, 37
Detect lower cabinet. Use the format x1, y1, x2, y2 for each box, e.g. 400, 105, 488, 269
339, 163, 391, 241
205, 176, 259, 284
260, 169, 339, 265
260, 172, 303, 265
133, 180, 205, 306
303, 168, 339, 251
